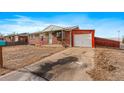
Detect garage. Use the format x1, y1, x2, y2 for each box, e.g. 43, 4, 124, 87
74, 34, 92, 47
72, 29, 95, 48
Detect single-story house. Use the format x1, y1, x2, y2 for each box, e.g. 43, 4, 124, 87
4, 33, 29, 46
0, 25, 120, 48
28, 25, 121, 48
28, 25, 95, 48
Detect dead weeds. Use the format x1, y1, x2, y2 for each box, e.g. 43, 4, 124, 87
87, 48, 120, 80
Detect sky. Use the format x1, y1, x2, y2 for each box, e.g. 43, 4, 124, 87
0, 12, 124, 38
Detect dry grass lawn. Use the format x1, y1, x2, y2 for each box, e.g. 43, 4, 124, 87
0, 45, 65, 76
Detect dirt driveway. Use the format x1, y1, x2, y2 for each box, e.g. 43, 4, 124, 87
23, 47, 95, 81
18, 47, 124, 81
0, 45, 64, 76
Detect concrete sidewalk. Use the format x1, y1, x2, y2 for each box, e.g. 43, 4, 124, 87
0, 66, 46, 81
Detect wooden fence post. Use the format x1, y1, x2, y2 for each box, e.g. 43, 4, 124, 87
0, 46, 3, 67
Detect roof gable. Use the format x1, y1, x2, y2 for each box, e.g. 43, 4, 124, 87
42, 25, 79, 32
42, 25, 64, 32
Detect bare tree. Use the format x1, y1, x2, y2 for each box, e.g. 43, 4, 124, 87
0, 33, 3, 37
7, 32, 18, 36
11, 32, 18, 35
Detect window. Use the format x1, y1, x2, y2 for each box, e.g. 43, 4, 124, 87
56, 32, 62, 38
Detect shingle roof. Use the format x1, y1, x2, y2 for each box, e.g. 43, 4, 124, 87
42, 25, 79, 32
64, 26, 79, 30
29, 25, 79, 35
42, 25, 64, 32
29, 31, 42, 35
4, 33, 28, 37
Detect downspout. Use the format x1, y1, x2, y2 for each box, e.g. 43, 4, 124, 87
62, 30, 65, 47
62, 30, 63, 42
70, 30, 72, 47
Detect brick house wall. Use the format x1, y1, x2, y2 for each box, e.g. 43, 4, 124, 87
52, 33, 60, 44
41, 38, 48, 45
64, 31, 71, 46
28, 38, 41, 45
52, 31, 71, 46
28, 33, 42, 46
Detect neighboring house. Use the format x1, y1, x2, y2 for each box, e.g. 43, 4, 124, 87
0, 36, 4, 40
4, 33, 28, 46
28, 25, 95, 48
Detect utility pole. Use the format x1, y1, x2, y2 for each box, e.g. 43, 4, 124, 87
117, 30, 120, 42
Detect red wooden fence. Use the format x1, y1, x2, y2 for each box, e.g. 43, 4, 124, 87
95, 37, 120, 48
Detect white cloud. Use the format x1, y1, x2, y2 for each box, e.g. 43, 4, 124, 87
0, 15, 51, 35
0, 14, 78, 35
0, 14, 124, 38
0, 14, 83, 35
